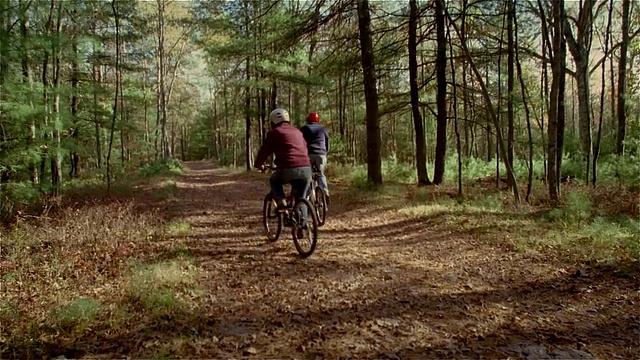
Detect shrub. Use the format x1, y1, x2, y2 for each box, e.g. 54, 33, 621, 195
0, 182, 41, 222
382, 154, 416, 183
217, 149, 236, 167
137, 158, 183, 179
547, 190, 593, 224
596, 154, 640, 190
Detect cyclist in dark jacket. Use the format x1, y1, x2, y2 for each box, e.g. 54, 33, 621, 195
300, 112, 329, 200
255, 108, 312, 217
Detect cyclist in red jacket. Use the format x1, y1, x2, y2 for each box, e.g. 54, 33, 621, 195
255, 108, 312, 215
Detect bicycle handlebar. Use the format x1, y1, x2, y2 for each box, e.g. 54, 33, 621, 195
260, 164, 277, 173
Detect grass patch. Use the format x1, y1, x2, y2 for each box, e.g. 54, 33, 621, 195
167, 242, 192, 259
125, 260, 200, 311
217, 165, 247, 174
155, 180, 178, 200
571, 217, 640, 259
0, 300, 18, 323
165, 220, 191, 236
61, 177, 137, 199
51, 297, 102, 329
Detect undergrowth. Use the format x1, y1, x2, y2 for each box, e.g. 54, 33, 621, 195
137, 158, 184, 179
0, 183, 201, 358
327, 154, 639, 191
336, 175, 639, 262
0, 159, 183, 225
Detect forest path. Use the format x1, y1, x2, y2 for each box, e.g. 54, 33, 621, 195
164, 161, 637, 359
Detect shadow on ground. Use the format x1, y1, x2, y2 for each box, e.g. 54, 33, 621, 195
3, 162, 637, 359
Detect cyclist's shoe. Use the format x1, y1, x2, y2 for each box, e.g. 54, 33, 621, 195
275, 198, 287, 210
296, 224, 308, 239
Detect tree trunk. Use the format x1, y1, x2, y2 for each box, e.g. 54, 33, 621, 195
575, 61, 591, 181
245, 59, 251, 170
547, 0, 567, 202
540, 20, 548, 181
260, 84, 266, 143
224, 83, 229, 151
338, 75, 345, 140
270, 79, 277, 110
40, 0, 56, 188
356, 0, 382, 185
0, 0, 8, 86
506, 0, 515, 188
50, 0, 63, 196
433, 0, 447, 185
94, 60, 102, 169
409, 0, 430, 185
157, 0, 171, 159
616, 0, 630, 155
51, 1, 62, 195
119, 39, 126, 166
181, 125, 186, 160
70, 38, 80, 178
107, 0, 120, 194
20, 0, 38, 183
143, 61, 150, 161
446, 17, 462, 196
70, 3, 80, 178
593, 0, 614, 185
564, 0, 595, 181
513, 0, 534, 202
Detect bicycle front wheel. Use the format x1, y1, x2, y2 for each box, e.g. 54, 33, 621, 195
314, 186, 327, 227
263, 193, 282, 242
291, 198, 318, 258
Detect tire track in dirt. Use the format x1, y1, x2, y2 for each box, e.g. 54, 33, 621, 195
163, 161, 638, 359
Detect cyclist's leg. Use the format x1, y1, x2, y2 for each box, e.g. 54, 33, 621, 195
289, 167, 312, 226
317, 154, 328, 195
310, 154, 328, 194
269, 170, 287, 208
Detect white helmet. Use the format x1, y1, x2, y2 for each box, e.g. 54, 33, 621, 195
269, 108, 290, 125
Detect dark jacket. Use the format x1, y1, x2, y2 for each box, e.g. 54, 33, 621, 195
300, 122, 329, 156
254, 123, 311, 169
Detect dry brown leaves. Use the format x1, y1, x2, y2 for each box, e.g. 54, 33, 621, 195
1, 162, 638, 359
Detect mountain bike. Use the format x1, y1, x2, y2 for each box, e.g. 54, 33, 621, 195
308, 165, 328, 227
261, 165, 319, 258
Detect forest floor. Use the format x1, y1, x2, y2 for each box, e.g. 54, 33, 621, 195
1, 161, 639, 359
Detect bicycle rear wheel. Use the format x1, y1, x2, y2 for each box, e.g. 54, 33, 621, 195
291, 198, 318, 258
263, 193, 282, 242
314, 186, 327, 227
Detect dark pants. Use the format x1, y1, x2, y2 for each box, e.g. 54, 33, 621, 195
270, 167, 312, 224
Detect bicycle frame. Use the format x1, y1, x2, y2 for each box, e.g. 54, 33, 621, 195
260, 165, 320, 257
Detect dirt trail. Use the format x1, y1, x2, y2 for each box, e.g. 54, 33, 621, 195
165, 161, 638, 359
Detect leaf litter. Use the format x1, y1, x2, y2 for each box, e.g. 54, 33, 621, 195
0, 161, 638, 359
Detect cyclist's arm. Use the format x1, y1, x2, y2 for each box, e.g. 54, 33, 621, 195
254, 133, 273, 168
325, 128, 330, 154
300, 126, 309, 145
